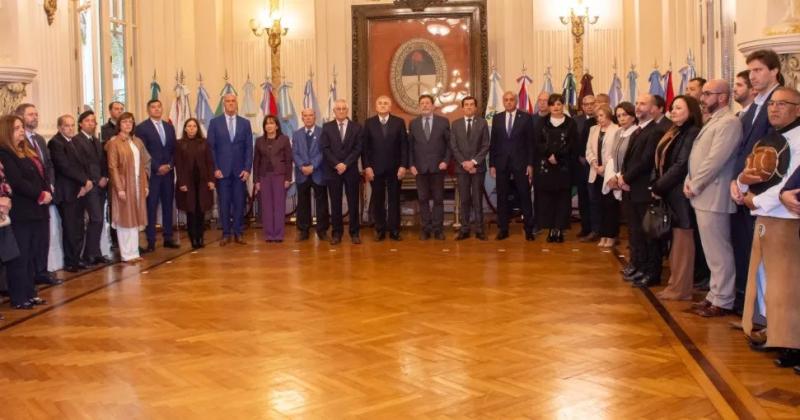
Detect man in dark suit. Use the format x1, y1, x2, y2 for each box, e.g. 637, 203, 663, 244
320, 99, 363, 245
618, 93, 668, 287
409, 94, 451, 240
15, 103, 59, 285
653, 95, 673, 131
451, 96, 490, 240
729, 48, 782, 314
362, 95, 408, 241
208, 94, 254, 246
101, 101, 124, 143
573, 94, 597, 239
489, 91, 535, 241
49, 115, 93, 273
75, 110, 111, 265
135, 99, 179, 252
292, 109, 329, 242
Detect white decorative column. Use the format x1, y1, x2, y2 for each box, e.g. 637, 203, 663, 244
0, 66, 37, 114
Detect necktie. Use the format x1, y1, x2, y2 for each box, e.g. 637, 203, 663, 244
306, 129, 313, 154
632, 126, 643, 139
381, 117, 388, 138
227, 117, 235, 142
339, 121, 345, 140
506, 113, 513, 135
466, 118, 472, 139
28, 135, 43, 159
155, 121, 166, 146
424, 117, 431, 140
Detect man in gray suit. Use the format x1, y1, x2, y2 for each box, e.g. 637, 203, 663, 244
451, 96, 490, 240
684, 79, 743, 317
409, 94, 452, 240
15, 103, 59, 286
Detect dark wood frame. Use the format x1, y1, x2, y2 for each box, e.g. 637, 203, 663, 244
351, 1, 488, 123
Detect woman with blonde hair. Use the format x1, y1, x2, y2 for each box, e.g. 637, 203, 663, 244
585, 104, 620, 247
106, 112, 151, 263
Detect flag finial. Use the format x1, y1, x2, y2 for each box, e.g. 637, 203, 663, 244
197, 72, 203, 83
152, 69, 157, 81
224, 69, 229, 82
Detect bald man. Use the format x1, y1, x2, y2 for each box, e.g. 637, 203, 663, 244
207, 93, 254, 245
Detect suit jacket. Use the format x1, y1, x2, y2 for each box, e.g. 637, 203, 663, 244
409, 114, 451, 174
574, 114, 597, 158
207, 114, 254, 179
655, 115, 673, 132
734, 87, 777, 177
28, 132, 54, 187
135, 119, 177, 175
174, 136, 215, 212
74, 131, 108, 183
48, 133, 91, 204
253, 134, 293, 182
652, 125, 700, 228
621, 120, 667, 203
450, 116, 490, 173
685, 108, 743, 213
490, 110, 534, 172
292, 126, 324, 185
319, 118, 363, 180
101, 120, 118, 143
585, 123, 620, 183
0, 148, 51, 222
362, 114, 409, 176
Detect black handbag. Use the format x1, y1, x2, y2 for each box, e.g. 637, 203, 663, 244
0, 225, 20, 263
642, 200, 671, 240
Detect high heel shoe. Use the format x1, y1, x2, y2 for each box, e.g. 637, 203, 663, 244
12, 302, 34, 310
546, 229, 555, 243
555, 230, 565, 243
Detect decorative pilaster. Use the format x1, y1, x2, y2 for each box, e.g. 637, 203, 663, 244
0, 66, 37, 114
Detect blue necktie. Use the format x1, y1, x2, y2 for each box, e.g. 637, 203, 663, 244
306, 130, 313, 154
155, 121, 166, 146
506, 113, 513, 135
227, 117, 235, 142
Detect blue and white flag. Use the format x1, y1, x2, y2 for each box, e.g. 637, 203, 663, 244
608, 72, 624, 108
168, 79, 191, 138
277, 81, 299, 136
648, 69, 665, 97
326, 74, 338, 122
195, 75, 214, 133
484, 68, 503, 123
627, 67, 639, 103
303, 78, 322, 125
241, 77, 258, 117
562, 71, 577, 109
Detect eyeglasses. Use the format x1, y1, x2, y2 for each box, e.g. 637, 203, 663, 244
767, 100, 800, 108
700, 91, 724, 97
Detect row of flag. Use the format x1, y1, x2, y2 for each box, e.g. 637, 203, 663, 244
486, 50, 699, 122
150, 71, 339, 139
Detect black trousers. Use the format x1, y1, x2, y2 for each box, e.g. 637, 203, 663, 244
496, 169, 534, 233
415, 172, 445, 233
599, 188, 621, 238
574, 161, 592, 233
6, 219, 47, 306
83, 187, 105, 260
58, 197, 87, 267
185, 180, 206, 244
537, 188, 571, 230
371, 173, 401, 234
457, 172, 484, 234
625, 199, 663, 280
328, 173, 360, 237
296, 178, 329, 234
731, 205, 755, 311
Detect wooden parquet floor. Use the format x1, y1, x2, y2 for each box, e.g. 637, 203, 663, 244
0, 225, 788, 419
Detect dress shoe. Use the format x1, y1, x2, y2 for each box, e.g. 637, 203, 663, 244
774, 349, 800, 368
375, 231, 386, 242
621, 265, 637, 276
219, 237, 230, 247
317, 231, 329, 241
29, 297, 47, 306
35, 277, 63, 286
749, 341, 775, 352
330, 235, 342, 245
690, 299, 712, 311
693, 305, 732, 317
623, 270, 644, 281
495, 231, 509, 240
12, 302, 34, 310
64, 266, 80, 273
164, 240, 180, 249
475, 232, 488, 241
554, 230, 565, 243
455, 231, 470, 241
93, 256, 112, 265
434, 231, 445, 240
633, 275, 660, 288
351, 236, 362, 244
297, 231, 310, 242
76, 261, 88, 270
420, 231, 431, 241
140, 245, 155, 254
525, 232, 536, 241
389, 231, 402, 241
234, 236, 247, 245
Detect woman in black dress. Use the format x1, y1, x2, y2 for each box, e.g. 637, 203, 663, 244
534, 94, 579, 243
175, 118, 215, 249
